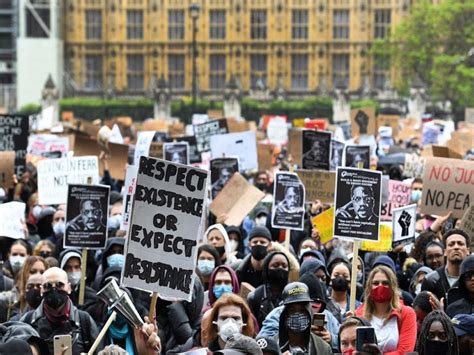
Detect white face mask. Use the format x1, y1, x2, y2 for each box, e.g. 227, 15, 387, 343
32, 205, 42, 219
229, 240, 239, 252
9, 255, 26, 272
214, 318, 245, 342
299, 247, 312, 258
255, 216, 267, 226
68, 271, 82, 286
415, 283, 422, 295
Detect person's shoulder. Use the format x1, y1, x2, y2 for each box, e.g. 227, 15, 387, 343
423, 268, 441, 283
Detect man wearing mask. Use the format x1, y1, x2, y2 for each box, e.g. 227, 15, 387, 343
410, 178, 423, 204
59, 250, 97, 315
255, 171, 270, 193
20, 267, 99, 355
422, 229, 470, 301
236, 226, 272, 288
48, 209, 66, 256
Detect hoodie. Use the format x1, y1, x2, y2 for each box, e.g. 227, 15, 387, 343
326, 248, 350, 276
300, 258, 328, 278
225, 225, 246, 260
203, 224, 236, 264
409, 266, 432, 296
446, 255, 474, 317
206, 265, 240, 307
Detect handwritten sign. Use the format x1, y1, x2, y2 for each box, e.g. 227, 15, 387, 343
312, 207, 334, 244
381, 180, 411, 221
296, 169, 335, 204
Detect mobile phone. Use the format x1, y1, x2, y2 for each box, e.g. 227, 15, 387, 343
54, 334, 72, 355
356, 326, 376, 351
312, 313, 325, 327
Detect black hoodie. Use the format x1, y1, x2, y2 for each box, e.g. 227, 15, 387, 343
446, 255, 474, 317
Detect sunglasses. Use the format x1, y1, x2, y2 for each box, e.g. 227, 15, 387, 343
42, 281, 66, 291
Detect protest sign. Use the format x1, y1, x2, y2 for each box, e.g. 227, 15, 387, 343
381, 175, 390, 205
465, 108, 474, 123
37, 156, 100, 205
330, 140, 345, 171
142, 119, 168, 132
304, 119, 328, 130
163, 142, 189, 165
288, 129, 303, 166
351, 108, 376, 136
210, 157, 239, 199
207, 109, 224, 119
28, 134, 69, 157
226, 118, 249, 133
292, 118, 306, 128
165, 136, 200, 164
0, 114, 29, 177
344, 145, 370, 169
422, 123, 440, 145
122, 157, 209, 300
193, 119, 228, 153
459, 205, 474, 252
392, 204, 417, 247
360, 223, 392, 252
192, 114, 209, 125
404, 153, 425, 178
377, 115, 399, 138
312, 207, 334, 244
0, 151, 15, 188
210, 131, 257, 172
0, 201, 26, 239
257, 143, 274, 172
134, 131, 155, 165
121, 165, 138, 232
302, 130, 332, 171
381, 180, 411, 221
272, 172, 305, 231
334, 167, 382, 241
266, 116, 288, 146
210, 172, 265, 226
148, 142, 163, 159
65, 184, 110, 249
296, 169, 335, 204
431, 145, 463, 160
421, 157, 474, 219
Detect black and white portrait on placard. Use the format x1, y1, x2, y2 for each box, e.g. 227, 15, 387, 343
163, 142, 189, 165
302, 130, 332, 171
334, 167, 382, 241
330, 139, 345, 171
344, 145, 370, 169
272, 172, 305, 230
65, 184, 110, 249
210, 157, 239, 199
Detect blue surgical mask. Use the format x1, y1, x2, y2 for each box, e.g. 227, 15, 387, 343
197, 259, 215, 276
411, 190, 422, 203
107, 253, 125, 268
213, 284, 233, 299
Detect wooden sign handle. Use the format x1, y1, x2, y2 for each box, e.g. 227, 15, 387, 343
149, 292, 158, 321
349, 241, 360, 312
78, 248, 88, 306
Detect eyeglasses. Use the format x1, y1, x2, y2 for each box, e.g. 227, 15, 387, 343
42, 281, 66, 291
353, 196, 374, 203
372, 280, 390, 287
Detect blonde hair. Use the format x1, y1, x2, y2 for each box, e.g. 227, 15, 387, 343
17, 256, 48, 311
363, 265, 400, 321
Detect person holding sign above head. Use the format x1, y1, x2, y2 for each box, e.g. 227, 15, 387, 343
336, 185, 378, 222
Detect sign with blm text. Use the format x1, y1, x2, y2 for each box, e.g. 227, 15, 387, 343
122, 157, 209, 300
65, 184, 110, 249
381, 180, 411, 221
392, 204, 417, 247
421, 157, 474, 219
37, 156, 100, 205
0, 114, 29, 177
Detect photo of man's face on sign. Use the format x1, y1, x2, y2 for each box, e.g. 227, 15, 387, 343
210, 158, 239, 199
163, 142, 189, 165
272, 172, 305, 231
344, 145, 370, 169
330, 140, 345, 171
302, 130, 332, 171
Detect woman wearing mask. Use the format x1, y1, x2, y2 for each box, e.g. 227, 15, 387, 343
16, 256, 47, 315
203, 224, 234, 264
202, 293, 255, 352
93, 237, 125, 290
247, 252, 290, 328
3, 240, 31, 280
225, 225, 245, 260
355, 265, 417, 355
32, 240, 55, 259
416, 310, 458, 355
297, 237, 319, 259
195, 245, 221, 291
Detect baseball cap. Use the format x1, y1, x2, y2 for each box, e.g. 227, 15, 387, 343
282, 282, 313, 305
452, 313, 474, 337
256, 337, 281, 355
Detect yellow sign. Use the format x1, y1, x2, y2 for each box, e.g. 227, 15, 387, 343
360, 223, 393, 252
312, 207, 334, 244
293, 118, 306, 128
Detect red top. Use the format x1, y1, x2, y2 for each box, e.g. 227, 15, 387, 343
355, 303, 417, 355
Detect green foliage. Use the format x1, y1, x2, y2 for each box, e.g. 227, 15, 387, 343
17, 103, 41, 115
350, 99, 379, 110
376, 0, 474, 107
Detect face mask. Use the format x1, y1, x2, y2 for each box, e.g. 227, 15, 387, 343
213, 284, 233, 299
68, 271, 82, 287
342, 349, 354, 355
331, 276, 349, 292
53, 222, 65, 236
9, 255, 26, 272
43, 288, 69, 309
107, 253, 125, 268
251, 244, 268, 261
197, 259, 215, 276
108, 214, 122, 230
411, 190, 422, 203
357, 272, 363, 283
424, 340, 449, 355
285, 311, 310, 332
215, 246, 226, 257
369, 285, 392, 303
214, 318, 244, 342
267, 268, 289, 288
25, 288, 42, 308
415, 283, 422, 295
229, 240, 239, 252
32, 205, 42, 219
299, 247, 311, 258
256, 183, 267, 192
255, 216, 267, 226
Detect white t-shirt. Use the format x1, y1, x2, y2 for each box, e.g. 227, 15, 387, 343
371, 315, 399, 353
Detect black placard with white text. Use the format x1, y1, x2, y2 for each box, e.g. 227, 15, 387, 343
271, 172, 306, 231
0, 114, 29, 177
302, 130, 332, 170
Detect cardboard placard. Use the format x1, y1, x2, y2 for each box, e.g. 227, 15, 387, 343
210, 158, 239, 199
142, 119, 168, 132
465, 108, 474, 123
334, 167, 382, 241
257, 143, 275, 172
120, 165, 138, 232
207, 110, 224, 119
302, 130, 332, 171
163, 142, 189, 165
421, 157, 474, 219
0, 151, 15, 188
296, 169, 335, 204
360, 223, 392, 252
37, 156, 100, 205
344, 145, 370, 169
148, 142, 164, 159
0, 114, 29, 177
392, 204, 417, 247
210, 131, 258, 172
380, 180, 411, 221
377, 115, 400, 139
431, 145, 463, 160
0, 201, 26, 239
288, 129, 303, 166
226, 118, 249, 133
209, 172, 265, 226
271, 172, 306, 231
193, 119, 228, 153
28, 134, 69, 158
65, 184, 110, 249
122, 157, 209, 301
311, 207, 334, 244
134, 131, 156, 165
459, 205, 474, 252
351, 108, 376, 136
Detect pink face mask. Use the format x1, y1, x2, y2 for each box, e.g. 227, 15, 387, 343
423, 218, 434, 230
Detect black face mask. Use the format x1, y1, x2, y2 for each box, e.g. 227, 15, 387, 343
267, 268, 289, 288
43, 288, 69, 309
215, 246, 226, 257
256, 183, 267, 192
25, 289, 42, 309
424, 340, 449, 355
251, 245, 268, 261
331, 276, 349, 292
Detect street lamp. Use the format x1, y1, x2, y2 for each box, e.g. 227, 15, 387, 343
189, 3, 200, 112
